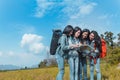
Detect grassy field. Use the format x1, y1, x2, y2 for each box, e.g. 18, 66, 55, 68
0, 64, 120, 80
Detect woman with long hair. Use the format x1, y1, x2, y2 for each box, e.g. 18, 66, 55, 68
79, 29, 90, 80
68, 26, 82, 80
56, 25, 78, 80
89, 30, 102, 80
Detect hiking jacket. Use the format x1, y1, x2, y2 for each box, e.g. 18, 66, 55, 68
89, 40, 100, 58
56, 34, 72, 58
68, 37, 80, 58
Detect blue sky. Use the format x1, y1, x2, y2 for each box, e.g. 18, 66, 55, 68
0, 0, 120, 67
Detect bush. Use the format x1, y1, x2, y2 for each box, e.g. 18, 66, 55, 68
105, 47, 120, 65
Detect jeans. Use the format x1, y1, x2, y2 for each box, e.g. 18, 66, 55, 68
68, 56, 79, 80
90, 58, 101, 80
56, 54, 65, 80
79, 56, 87, 80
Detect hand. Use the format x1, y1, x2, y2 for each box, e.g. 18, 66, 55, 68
90, 50, 94, 53
70, 44, 79, 48
73, 44, 79, 48
90, 52, 96, 57
78, 42, 82, 47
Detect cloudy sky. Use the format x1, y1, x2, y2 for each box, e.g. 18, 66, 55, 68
0, 0, 120, 67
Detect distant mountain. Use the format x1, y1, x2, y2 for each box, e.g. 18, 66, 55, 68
31, 64, 38, 68
0, 65, 21, 70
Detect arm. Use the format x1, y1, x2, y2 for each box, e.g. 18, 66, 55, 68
60, 35, 71, 51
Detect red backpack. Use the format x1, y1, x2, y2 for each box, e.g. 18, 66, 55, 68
100, 39, 107, 58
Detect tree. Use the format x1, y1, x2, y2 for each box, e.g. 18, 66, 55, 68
47, 58, 57, 67
117, 33, 120, 46
39, 59, 47, 68
38, 58, 57, 68
100, 34, 104, 39
25, 66, 27, 69
118, 33, 120, 40
104, 31, 116, 48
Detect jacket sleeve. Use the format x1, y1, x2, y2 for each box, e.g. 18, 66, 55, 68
60, 35, 71, 51
89, 42, 100, 57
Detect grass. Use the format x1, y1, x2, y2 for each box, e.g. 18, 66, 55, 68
0, 63, 120, 80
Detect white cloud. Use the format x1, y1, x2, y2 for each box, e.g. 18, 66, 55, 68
80, 3, 97, 15
0, 34, 50, 66
0, 51, 3, 56
65, 14, 110, 34
34, 0, 97, 18
8, 51, 14, 56
34, 0, 111, 35
21, 33, 47, 54
61, 1, 97, 19
34, 0, 55, 17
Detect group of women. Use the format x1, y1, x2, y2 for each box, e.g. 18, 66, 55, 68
55, 25, 102, 80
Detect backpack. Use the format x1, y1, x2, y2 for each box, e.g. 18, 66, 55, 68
100, 39, 107, 58
50, 29, 62, 55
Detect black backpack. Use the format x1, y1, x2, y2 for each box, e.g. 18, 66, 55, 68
50, 29, 62, 55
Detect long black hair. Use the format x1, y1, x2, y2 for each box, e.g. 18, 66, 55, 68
81, 29, 90, 43
72, 26, 82, 39
90, 30, 102, 53
63, 25, 73, 36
